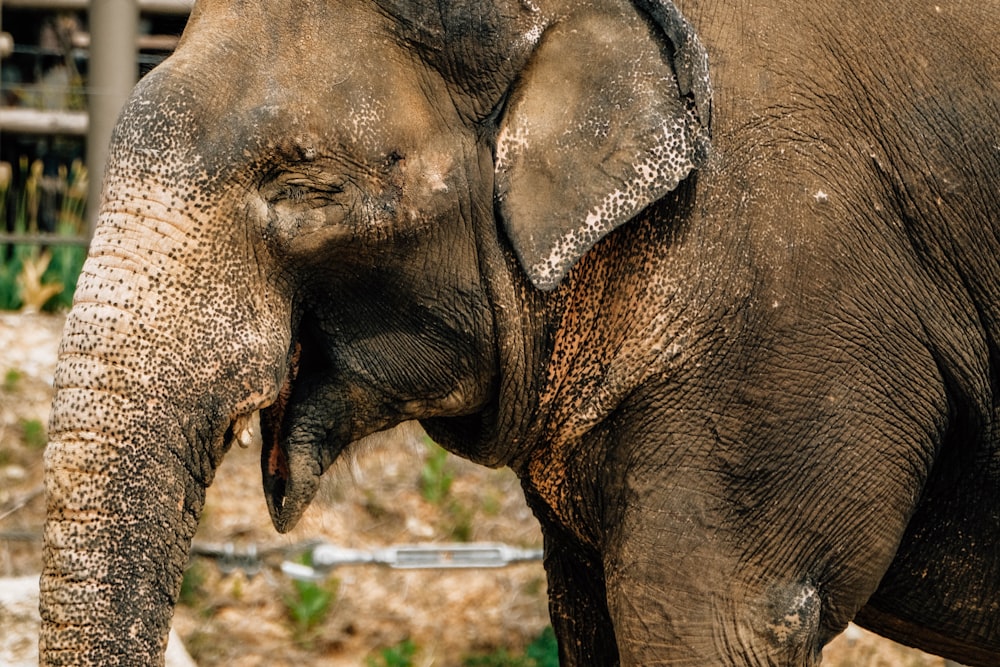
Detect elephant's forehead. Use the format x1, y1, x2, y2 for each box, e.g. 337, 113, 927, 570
131, 10, 422, 154
112, 58, 439, 192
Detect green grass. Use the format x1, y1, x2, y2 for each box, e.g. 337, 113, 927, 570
178, 562, 209, 608
0, 239, 33, 311
525, 627, 559, 667
444, 497, 474, 542
44, 225, 88, 311
2, 368, 22, 392
419, 437, 480, 540
286, 577, 336, 635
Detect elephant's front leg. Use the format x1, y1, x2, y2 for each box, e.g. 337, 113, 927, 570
603, 500, 828, 667
542, 531, 621, 666
601, 474, 909, 667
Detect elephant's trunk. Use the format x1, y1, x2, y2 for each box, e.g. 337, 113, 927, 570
40, 301, 216, 665
38, 179, 290, 664
35, 51, 295, 661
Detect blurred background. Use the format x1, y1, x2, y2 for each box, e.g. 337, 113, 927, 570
1, 0, 190, 313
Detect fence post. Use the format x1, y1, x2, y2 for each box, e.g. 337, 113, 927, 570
86, 0, 138, 238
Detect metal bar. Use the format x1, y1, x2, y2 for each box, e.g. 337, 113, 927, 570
87, 0, 138, 238
0, 232, 89, 245
375, 544, 545, 569
130, 0, 193, 13
0, 107, 88, 135
71, 32, 181, 52
3, 0, 192, 13
6, 43, 171, 67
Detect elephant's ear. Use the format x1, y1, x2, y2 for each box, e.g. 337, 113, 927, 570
494, 1, 711, 291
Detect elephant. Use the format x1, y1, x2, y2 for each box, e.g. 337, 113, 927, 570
39, 0, 1000, 664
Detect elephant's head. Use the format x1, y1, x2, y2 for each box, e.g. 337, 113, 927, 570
41, 0, 709, 662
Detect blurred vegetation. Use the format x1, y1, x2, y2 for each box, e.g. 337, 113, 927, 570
364, 626, 558, 667
285, 575, 339, 645
18, 418, 47, 450
462, 626, 559, 667
0, 157, 88, 312
366, 638, 417, 667
419, 437, 455, 504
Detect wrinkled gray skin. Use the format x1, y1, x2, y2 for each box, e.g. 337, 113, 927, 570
40, 0, 1000, 664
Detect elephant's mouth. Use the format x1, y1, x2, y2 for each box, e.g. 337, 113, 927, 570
259, 340, 301, 528
255, 319, 350, 533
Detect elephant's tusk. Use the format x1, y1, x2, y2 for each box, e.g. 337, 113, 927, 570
233, 410, 262, 449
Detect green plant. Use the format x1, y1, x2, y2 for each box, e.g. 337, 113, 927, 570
42, 239, 87, 311
0, 161, 9, 220
445, 497, 474, 542
20, 418, 47, 450
480, 490, 502, 516
462, 627, 558, 667
18, 250, 63, 310
283, 556, 338, 642
57, 160, 88, 229
2, 369, 22, 392
286, 578, 336, 635
181, 627, 227, 664
367, 638, 417, 667
0, 237, 32, 311
229, 575, 245, 601
420, 437, 454, 504
178, 562, 208, 607
43, 160, 89, 311
525, 626, 559, 667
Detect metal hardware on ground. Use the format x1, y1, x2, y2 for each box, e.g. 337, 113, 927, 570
188, 540, 543, 582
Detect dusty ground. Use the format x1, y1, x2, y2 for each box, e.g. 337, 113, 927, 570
0, 311, 956, 665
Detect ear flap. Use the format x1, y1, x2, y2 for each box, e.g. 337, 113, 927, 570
494, 2, 711, 290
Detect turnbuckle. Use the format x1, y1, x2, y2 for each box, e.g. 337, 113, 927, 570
282, 542, 544, 581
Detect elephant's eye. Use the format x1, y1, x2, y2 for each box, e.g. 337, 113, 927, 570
262, 170, 356, 252
281, 182, 343, 206
263, 171, 348, 209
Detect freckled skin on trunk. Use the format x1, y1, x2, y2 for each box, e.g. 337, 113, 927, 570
42, 416, 199, 662
40, 242, 290, 663
41, 305, 210, 663
40, 0, 1000, 665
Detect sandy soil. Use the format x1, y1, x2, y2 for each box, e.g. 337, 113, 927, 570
0, 312, 956, 665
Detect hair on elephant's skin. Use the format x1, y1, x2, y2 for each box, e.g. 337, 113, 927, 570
40, 0, 1000, 665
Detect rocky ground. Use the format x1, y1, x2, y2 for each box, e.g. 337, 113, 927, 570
0, 311, 954, 665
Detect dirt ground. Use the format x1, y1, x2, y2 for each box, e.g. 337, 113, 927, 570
0, 311, 955, 665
